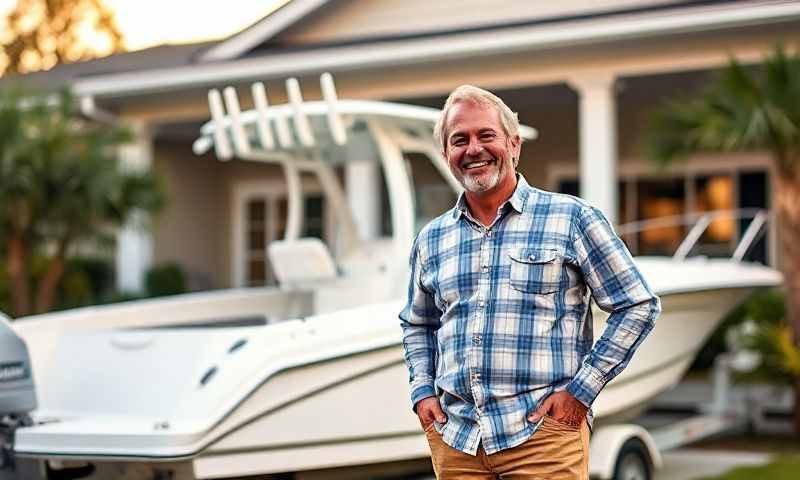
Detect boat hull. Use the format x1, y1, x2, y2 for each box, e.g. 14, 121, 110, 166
592, 287, 754, 423
191, 288, 755, 477
10, 259, 782, 478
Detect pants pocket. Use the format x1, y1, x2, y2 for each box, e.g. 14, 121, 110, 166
542, 414, 582, 432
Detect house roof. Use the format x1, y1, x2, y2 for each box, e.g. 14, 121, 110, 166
2, 0, 798, 98
197, 0, 328, 62
0, 41, 219, 91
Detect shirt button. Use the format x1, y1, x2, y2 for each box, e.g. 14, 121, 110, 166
478, 300, 485, 307
482, 265, 489, 273
528, 254, 536, 261
473, 335, 482, 345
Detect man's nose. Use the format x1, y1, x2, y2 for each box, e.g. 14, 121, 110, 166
466, 139, 483, 156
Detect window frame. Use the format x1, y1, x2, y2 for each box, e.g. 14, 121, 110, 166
231, 179, 329, 287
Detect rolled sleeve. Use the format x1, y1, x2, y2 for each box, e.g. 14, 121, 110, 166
566, 363, 606, 407
566, 205, 662, 407
399, 234, 441, 411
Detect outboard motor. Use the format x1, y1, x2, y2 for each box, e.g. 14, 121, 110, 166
0, 313, 36, 471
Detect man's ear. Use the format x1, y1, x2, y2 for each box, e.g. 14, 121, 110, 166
511, 134, 521, 157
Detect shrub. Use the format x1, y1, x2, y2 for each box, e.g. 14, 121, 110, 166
144, 263, 187, 297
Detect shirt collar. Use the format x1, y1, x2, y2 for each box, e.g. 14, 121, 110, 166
452, 173, 532, 220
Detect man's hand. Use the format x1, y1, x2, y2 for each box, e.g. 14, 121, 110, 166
415, 396, 447, 428
528, 390, 587, 427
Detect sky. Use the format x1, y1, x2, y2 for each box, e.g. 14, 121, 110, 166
0, 0, 287, 51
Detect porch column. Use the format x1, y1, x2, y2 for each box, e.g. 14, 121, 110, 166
568, 73, 619, 225
115, 121, 154, 292
345, 160, 381, 241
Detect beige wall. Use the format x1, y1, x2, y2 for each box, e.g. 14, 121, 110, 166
152, 139, 286, 289
280, 0, 676, 45
152, 140, 226, 290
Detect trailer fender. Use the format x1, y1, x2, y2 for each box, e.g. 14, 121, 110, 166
589, 424, 662, 480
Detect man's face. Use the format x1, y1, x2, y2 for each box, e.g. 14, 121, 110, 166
443, 100, 520, 195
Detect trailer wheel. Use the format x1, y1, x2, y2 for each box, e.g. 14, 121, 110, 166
612, 438, 652, 480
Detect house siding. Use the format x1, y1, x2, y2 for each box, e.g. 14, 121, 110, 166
277, 0, 678, 46
152, 140, 227, 290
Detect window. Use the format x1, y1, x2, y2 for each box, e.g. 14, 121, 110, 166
555, 168, 769, 261
637, 178, 685, 256
235, 183, 327, 287
303, 196, 326, 239
245, 199, 267, 285
693, 175, 735, 257
738, 171, 769, 264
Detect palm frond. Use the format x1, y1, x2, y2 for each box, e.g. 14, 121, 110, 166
643, 44, 800, 173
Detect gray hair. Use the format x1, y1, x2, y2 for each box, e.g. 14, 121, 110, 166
433, 85, 521, 153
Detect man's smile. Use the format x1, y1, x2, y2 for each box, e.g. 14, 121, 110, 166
461, 158, 495, 171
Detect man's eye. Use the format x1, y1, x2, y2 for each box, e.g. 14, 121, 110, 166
481, 133, 495, 141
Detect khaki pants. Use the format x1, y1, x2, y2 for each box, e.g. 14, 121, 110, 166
424, 416, 590, 479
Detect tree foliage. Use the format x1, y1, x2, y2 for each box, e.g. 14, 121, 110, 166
644, 45, 800, 176
0, 0, 124, 75
0, 87, 164, 316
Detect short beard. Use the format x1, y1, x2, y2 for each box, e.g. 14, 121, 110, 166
455, 152, 512, 194
462, 168, 501, 193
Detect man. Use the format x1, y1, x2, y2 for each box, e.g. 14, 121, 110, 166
400, 85, 661, 479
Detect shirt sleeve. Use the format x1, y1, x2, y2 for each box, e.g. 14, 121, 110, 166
399, 234, 442, 411
565, 205, 662, 407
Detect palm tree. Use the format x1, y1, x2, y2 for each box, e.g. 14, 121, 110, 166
0, 87, 164, 315
643, 44, 800, 433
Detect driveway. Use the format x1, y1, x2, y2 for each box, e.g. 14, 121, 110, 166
655, 448, 771, 480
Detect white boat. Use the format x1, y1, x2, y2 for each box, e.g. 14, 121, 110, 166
0, 75, 782, 480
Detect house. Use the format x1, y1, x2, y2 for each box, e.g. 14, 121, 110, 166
4, 0, 798, 293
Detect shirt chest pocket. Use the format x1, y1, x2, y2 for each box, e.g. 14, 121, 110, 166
508, 248, 562, 294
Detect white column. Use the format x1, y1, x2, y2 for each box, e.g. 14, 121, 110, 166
345, 160, 381, 241
116, 121, 154, 292
568, 73, 619, 226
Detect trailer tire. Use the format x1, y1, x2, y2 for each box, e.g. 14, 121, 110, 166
612, 438, 652, 480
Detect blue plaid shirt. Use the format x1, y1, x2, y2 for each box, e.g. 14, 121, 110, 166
400, 175, 661, 455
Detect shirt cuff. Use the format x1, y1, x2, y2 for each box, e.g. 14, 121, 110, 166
410, 383, 436, 412
566, 364, 606, 407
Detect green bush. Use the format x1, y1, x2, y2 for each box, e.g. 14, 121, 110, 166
0, 256, 117, 314
697, 288, 800, 385
0, 258, 190, 314
144, 263, 187, 298
58, 257, 116, 310
690, 289, 785, 372
737, 290, 799, 384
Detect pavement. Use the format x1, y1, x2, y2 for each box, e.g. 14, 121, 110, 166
654, 448, 772, 480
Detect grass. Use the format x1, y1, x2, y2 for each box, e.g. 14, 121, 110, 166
691, 433, 800, 455
688, 433, 800, 479
694, 455, 800, 480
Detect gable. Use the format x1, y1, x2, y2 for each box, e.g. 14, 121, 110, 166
268, 0, 682, 48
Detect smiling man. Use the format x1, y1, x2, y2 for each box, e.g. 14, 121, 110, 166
400, 85, 661, 479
